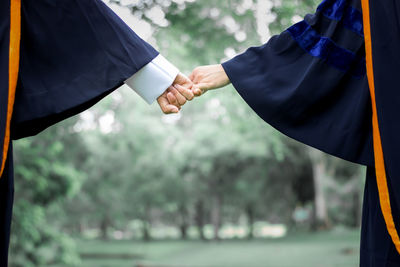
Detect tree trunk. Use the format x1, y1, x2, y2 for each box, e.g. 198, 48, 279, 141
211, 194, 222, 241
78, 221, 85, 234
100, 216, 110, 240
142, 204, 151, 241
246, 204, 254, 239
308, 149, 330, 230
142, 220, 151, 241
179, 203, 188, 240
195, 200, 206, 240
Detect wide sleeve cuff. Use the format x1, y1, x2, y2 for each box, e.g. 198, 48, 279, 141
125, 54, 179, 104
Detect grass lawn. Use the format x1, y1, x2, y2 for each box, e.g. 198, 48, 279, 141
74, 230, 360, 267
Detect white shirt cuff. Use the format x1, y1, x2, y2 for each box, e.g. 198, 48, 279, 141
124, 55, 179, 104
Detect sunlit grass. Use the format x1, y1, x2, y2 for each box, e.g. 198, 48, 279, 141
68, 230, 360, 267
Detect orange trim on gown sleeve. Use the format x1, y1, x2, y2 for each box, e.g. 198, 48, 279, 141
361, 0, 400, 254
0, 0, 21, 177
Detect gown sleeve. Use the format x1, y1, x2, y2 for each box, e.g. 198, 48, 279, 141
11, 0, 159, 139
222, 0, 373, 166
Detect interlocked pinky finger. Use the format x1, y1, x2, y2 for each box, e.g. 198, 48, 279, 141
167, 90, 181, 109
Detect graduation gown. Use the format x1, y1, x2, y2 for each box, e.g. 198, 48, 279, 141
222, 0, 400, 265
0, 0, 160, 265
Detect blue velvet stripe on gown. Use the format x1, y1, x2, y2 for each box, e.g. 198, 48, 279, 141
287, 20, 365, 77
317, 0, 364, 36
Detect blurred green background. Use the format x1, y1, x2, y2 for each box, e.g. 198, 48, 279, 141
9, 0, 365, 266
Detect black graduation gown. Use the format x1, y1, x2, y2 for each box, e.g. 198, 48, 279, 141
222, 0, 400, 265
0, 0, 158, 265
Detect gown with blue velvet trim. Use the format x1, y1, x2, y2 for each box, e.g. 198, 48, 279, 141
222, 0, 400, 265
0, 0, 158, 265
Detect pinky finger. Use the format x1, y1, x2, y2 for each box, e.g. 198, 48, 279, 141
165, 104, 179, 113
167, 92, 181, 110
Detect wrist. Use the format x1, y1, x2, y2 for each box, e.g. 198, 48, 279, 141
218, 64, 230, 87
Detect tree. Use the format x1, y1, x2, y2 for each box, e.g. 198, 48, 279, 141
11, 118, 86, 266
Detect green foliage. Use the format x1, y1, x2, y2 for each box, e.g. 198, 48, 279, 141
11, 121, 85, 266
269, 0, 320, 34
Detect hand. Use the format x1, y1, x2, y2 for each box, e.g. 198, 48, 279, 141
189, 64, 230, 95
157, 73, 195, 114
